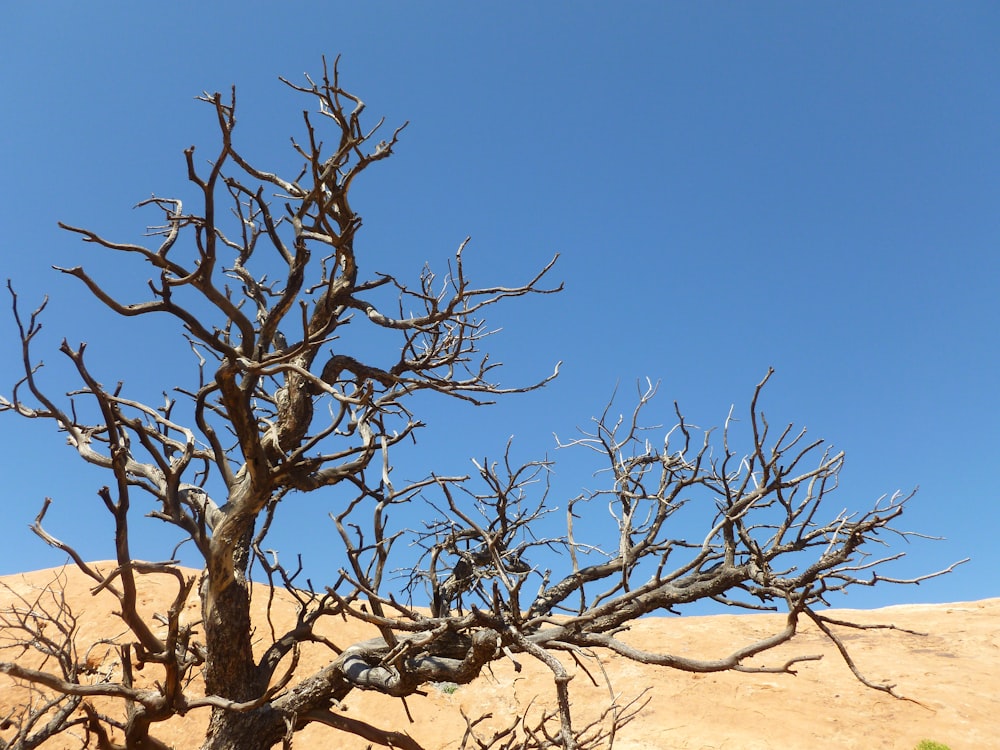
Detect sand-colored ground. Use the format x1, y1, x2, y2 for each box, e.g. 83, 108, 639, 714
1, 563, 996, 749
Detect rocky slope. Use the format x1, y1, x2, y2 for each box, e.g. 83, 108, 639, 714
1, 564, 996, 749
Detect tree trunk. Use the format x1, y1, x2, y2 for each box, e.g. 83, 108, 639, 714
201, 704, 286, 750
199, 526, 286, 750
198, 573, 288, 750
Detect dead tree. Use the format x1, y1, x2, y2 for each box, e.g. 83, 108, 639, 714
0, 570, 87, 750
0, 58, 960, 750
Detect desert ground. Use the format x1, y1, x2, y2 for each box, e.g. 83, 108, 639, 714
1, 563, 996, 749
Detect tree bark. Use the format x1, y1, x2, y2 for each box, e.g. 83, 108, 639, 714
200, 523, 283, 750
201, 705, 285, 750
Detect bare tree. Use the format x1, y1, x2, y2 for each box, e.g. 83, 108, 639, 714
0, 58, 960, 750
0, 570, 87, 750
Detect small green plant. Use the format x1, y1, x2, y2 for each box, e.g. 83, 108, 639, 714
435, 682, 459, 695
915, 741, 951, 750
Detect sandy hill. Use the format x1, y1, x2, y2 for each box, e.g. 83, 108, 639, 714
1, 563, 996, 749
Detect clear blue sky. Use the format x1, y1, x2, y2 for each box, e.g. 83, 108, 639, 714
1, 3, 996, 609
